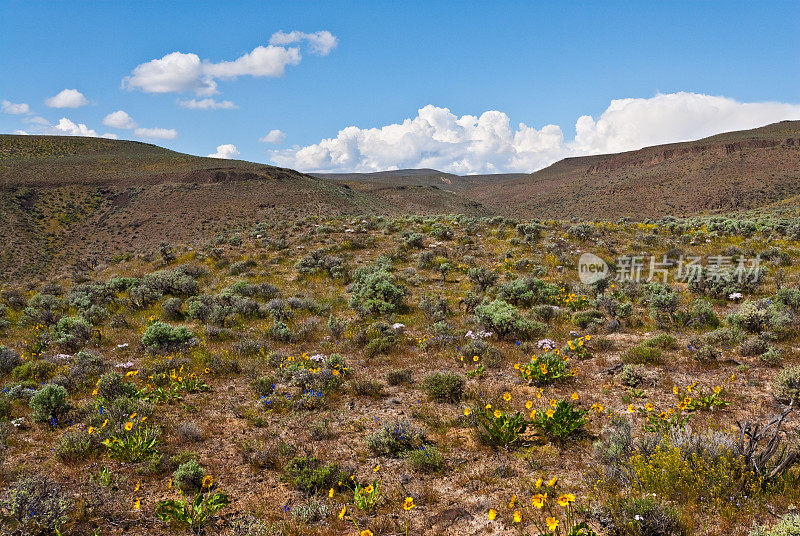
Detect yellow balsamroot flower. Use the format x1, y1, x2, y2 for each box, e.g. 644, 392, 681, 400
535, 478, 543, 488
645, 403, 654, 412
673, 386, 679, 395
714, 385, 722, 394
202, 475, 214, 489
329, 488, 334, 498
546, 409, 555, 418
403, 497, 414, 510
464, 408, 472, 416
525, 400, 533, 410
550, 399, 557, 407
168, 479, 173, 489
488, 509, 497, 520
558, 493, 576, 507
683, 397, 692, 405
513, 510, 522, 523
494, 410, 503, 419
360, 531, 373, 536
546, 516, 559, 531
508, 494, 516, 508
503, 392, 512, 402
87, 426, 94, 435
124, 421, 134, 431
585, 335, 591, 341
529, 410, 537, 419
365, 484, 374, 494
571, 392, 579, 400
339, 505, 347, 519
548, 477, 558, 486
485, 403, 492, 410
373, 464, 381, 473
531, 493, 546, 508
92, 389, 98, 396
514, 363, 521, 369
540, 363, 548, 374
204, 368, 210, 374
134, 481, 140, 492
134, 498, 140, 510
627, 404, 635, 413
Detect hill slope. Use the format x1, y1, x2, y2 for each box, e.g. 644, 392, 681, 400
0, 136, 493, 280
464, 120, 800, 218
316, 121, 800, 219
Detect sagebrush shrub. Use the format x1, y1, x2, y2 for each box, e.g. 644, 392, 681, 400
366, 418, 428, 457
421, 371, 465, 402
173, 459, 206, 494
141, 322, 194, 350
773, 365, 800, 404
29, 384, 70, 424
0, 345, 22, 375
475, 299, 543, 340
0, 473, 71, 536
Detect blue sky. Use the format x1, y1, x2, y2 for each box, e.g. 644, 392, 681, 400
1, 0, 799, 173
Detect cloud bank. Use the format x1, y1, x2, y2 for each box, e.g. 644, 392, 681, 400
123, 31, 336, 96
178, 98, 238, 110
2, 100, 30, 114
259, 129, 286, 144
207, 144, 240, 159
270, 92, 800, 174
103, 110, 137, 129
134, 127, 177, 140
45, 89, 88, 108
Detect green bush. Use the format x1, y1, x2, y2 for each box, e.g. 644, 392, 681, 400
0, 345, 22, 375
55, 429, 98, 463
12, 359, 58, 383
475, 299, 543, 340
51, 315, 92, 351
0, 473, 71, 536
29, 384, 70, 424
421, 371, 465, 403
283, 456, 350, 495
366, 418, 428, 457
141, 322, 194, 351
573, 309, 605, 329
96, 371, 139, 400
173, 459, 205, 494
348, 260, 406, 316
403, 445, 444, 473
496, 277, 558, 307
773, 365, 800, 404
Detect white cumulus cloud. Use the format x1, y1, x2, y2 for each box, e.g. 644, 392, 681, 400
45, 89, 88, 108
269, 30, 338, 56
178, 98, 238, 109
270, 92, 800, 174
102, 110, 137, 129
122, 32, 335, 96
134, 127, 177, 140
207, 144, 240, 159
259, 129, 286, 144
2, 100, 30, 114
51, 117, 97, 137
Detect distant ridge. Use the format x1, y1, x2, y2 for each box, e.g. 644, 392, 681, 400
1, 120, 799, 279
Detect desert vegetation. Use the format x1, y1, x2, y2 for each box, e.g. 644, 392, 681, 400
0, 213, 800, 535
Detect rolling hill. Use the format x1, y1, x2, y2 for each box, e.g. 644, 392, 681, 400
0, 136, 493, 280
2, 120, 799, 280
317, 120, 800, 220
